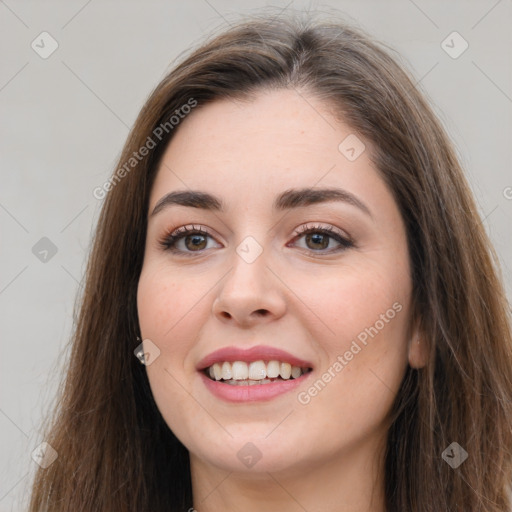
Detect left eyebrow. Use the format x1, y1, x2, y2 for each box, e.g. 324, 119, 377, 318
273, 187, 373, 218
150, 187, 373, 219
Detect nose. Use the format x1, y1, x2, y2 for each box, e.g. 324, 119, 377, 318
212, 250, 287, 328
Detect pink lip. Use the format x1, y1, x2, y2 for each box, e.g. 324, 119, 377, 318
196, 345, 313, 371
199, 371, 313, 403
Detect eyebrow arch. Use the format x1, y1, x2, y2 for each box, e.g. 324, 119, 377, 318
150, 187, 372, 218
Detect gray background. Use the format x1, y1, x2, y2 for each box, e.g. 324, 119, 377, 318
1, 0, 511, 510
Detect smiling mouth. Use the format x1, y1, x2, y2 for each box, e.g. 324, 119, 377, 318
203, 359, 313, 385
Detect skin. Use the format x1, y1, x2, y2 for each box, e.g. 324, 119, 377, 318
137, 89, 426, 512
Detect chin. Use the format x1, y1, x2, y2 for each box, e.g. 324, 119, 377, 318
190, 432, 312, 474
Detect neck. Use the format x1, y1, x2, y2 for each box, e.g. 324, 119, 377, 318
189, 437, 387, 512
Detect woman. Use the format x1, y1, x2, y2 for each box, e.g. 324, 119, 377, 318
28, 11, 512, 512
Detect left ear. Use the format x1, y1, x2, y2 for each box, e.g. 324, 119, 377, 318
407, 320, 429, 369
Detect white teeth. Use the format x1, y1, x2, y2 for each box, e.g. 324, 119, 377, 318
266, 360, 280, 378
291, 365, 302, 379
231, 361, 249, 380
207, 360, 310, 382
280, 362, 292, 379
248, 360, 266, 380
212, 363, 222, 380
221, 361, 232, 380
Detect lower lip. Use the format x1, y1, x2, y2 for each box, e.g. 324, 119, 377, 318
199, 371, 312, 402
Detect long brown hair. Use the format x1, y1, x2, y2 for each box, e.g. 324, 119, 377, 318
28, 11, 512, 511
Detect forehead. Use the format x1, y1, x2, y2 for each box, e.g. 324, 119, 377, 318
149, 89, 387, 214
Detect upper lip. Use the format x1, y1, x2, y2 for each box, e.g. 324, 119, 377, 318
196, 345, 313, 371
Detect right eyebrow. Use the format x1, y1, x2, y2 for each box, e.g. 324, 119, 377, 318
151, 190, 224, 217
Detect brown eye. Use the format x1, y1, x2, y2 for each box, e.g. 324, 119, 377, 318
291, 225, 354, 253
183, 233, 208, 251
304, 232, 330, 250
159, 225, 220, 255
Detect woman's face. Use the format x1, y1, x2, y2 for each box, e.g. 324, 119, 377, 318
137, 89, 422, 476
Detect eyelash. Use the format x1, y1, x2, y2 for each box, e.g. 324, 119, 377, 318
158, 223, 354, 256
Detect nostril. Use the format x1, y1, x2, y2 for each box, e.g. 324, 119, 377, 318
217, 309, 269, 321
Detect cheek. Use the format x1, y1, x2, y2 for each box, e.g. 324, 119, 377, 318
137, 267, 205, 439
283, 255, 410, 343
136, 266, 206, 401
294, 277, 410, 445
137, 265, 208, 346
286, 259, 411, 410
137, 270, 176, 335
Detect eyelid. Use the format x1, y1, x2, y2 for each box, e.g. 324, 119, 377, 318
292, 222, 352, 243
